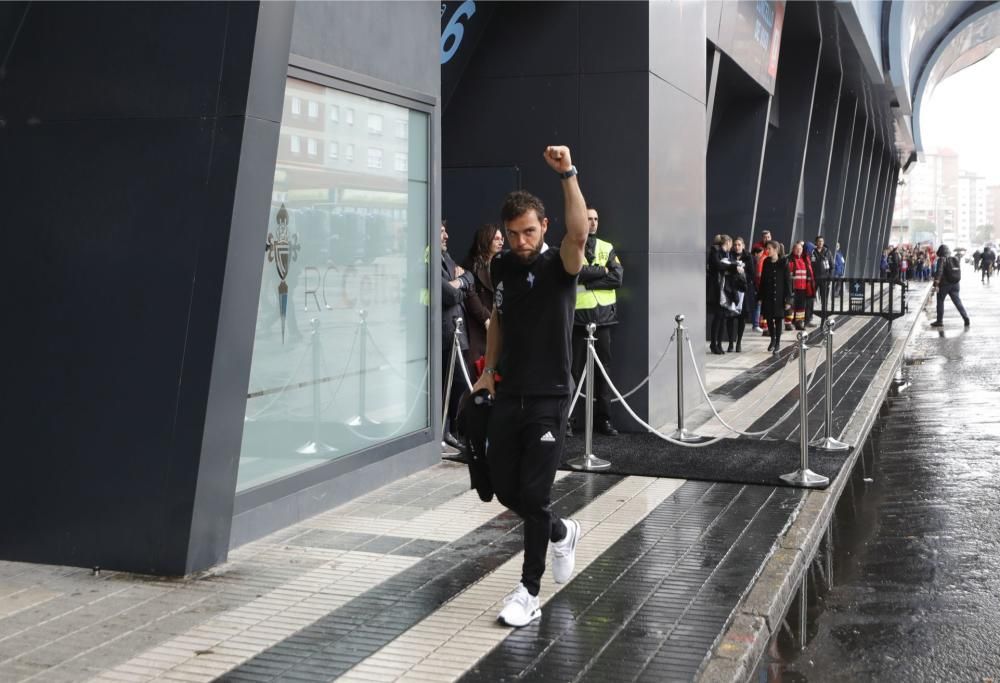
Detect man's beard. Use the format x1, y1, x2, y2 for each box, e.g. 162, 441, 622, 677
513, 242, 543, 264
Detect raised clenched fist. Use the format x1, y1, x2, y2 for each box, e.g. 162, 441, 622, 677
543, 146, 573, 173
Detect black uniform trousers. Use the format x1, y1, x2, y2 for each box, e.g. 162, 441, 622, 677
486, 394, 570, 596
570, 324, 613, 422
936, 282, 970, 323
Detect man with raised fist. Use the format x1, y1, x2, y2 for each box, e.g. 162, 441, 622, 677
470, 145, 589, 628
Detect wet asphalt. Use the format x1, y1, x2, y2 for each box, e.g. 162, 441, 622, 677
762, 274, 1000, 681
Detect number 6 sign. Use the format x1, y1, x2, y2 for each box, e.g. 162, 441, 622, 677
441, 0, 476, 64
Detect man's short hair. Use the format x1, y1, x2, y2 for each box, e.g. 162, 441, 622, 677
586, 204, 598, 213
816, 235, 824, 241
501, 191, 546, 224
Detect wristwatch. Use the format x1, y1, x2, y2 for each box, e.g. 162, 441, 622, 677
484, 366, 498, 376
558, 165, 578, 179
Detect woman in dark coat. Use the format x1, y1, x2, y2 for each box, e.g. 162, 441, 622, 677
707, 234, 743, 355
462, 224, 504, 371
758, 240, 794, 355
728, 236, 754, 352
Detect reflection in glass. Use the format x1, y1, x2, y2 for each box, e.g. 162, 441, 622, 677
237, 78, 430, 492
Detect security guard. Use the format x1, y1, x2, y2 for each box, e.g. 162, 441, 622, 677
569, 206, 623, 436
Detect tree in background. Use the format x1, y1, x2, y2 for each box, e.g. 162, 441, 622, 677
974, 224, 994, 244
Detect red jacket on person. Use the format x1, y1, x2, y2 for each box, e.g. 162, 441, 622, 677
788, 255, 815, 296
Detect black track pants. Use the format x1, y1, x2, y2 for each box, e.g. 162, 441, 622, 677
487, 394, 570, 596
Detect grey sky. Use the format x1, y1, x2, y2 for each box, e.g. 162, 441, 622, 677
921, 49, 1000, 183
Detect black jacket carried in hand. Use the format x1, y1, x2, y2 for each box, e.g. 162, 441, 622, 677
456, 389, 493, 502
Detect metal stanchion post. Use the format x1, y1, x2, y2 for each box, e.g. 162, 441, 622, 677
348, 309, 379, 427
811, 320, 849, 451
568, 323, 611, 471
780, 332, 829, 488
669, 315, 702, 442
440, 317, 462, 444
297, 318, 337, 455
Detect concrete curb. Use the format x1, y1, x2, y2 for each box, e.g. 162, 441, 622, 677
695, 283, 934, 683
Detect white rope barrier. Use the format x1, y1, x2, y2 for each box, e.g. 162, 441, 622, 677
566, 367, 587, 417
685, 336, 822, 438
610, 331, 676, 403
569, 331, 676, 415
456, 341, 475, 392
591, 353, 728, 447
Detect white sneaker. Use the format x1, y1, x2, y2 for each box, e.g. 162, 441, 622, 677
752, 326, 763, 333
497, 583, 540, 627
550, 518, 580, 583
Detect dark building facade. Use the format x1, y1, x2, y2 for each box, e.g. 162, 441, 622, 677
1, 1, 441, 575
1, 0, 986, 575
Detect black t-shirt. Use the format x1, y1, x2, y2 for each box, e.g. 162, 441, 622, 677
491, 247, 578, 396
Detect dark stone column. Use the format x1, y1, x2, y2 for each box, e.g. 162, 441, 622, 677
442, 2, 706, 431
883, 165, 900, 252
754, 2, 822, 247
842, 115, 872, 278
857, 142, 886, 279
0, 2, 294, 574
824, 93, 858, 250
868, 151, 893, 278
707, 53, 771, 245
801, 67, 843, 241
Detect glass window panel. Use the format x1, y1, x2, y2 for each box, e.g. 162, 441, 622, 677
330, 105, 339, 122
308, 100, 319, 118
368, 114, 383, 135
238, 77, 430, 493
367, 147, 383, 169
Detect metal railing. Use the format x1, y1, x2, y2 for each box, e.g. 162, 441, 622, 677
816, 277, 908, 321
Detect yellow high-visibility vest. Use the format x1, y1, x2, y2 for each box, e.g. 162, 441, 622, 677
575, 238, 617, 310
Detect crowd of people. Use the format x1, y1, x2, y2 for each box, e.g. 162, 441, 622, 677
879, 244, 937, 282
707, 231, 845, 355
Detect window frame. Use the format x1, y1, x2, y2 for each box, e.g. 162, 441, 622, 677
235, 56, 436, 510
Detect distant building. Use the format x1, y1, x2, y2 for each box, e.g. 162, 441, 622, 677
893, 149, 958, 245
957, 171, 988, 247
987, 185, 1000, 241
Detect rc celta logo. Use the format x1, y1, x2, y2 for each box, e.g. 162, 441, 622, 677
266, 203, 300, 343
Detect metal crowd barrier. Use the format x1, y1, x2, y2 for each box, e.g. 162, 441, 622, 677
817, 277, 908, 321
